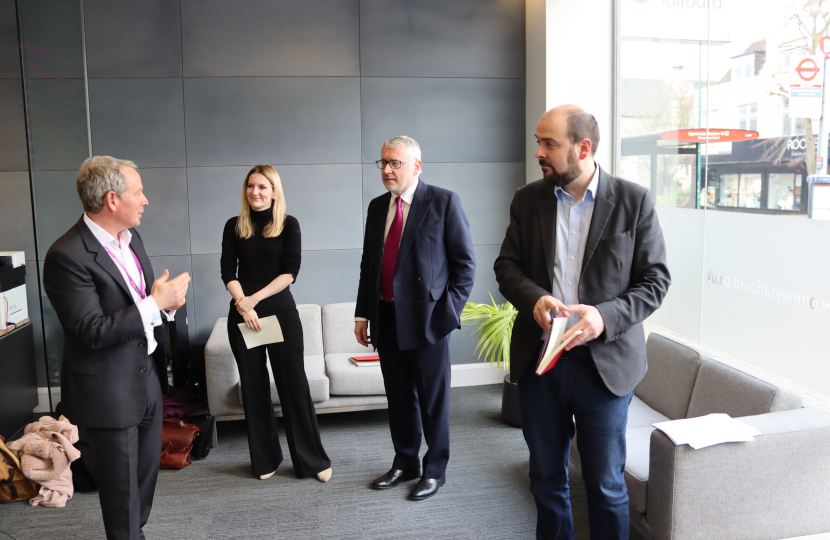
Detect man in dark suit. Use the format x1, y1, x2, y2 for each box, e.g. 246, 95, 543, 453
43, 156, 189, 540
495, 106, 670, 539
354, 136, 475, 500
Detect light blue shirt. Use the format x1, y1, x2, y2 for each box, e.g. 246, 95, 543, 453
551, 163, 599, 332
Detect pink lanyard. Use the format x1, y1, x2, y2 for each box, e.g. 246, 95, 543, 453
104, 246, 146, 300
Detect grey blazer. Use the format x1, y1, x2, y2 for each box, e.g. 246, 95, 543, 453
43, 217, 167, 429
494, 166, 671, 395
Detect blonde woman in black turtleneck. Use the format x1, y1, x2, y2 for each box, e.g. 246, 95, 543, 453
220, 164, 331, 483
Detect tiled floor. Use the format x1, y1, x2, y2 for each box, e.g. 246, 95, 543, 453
644, 321, 830, 412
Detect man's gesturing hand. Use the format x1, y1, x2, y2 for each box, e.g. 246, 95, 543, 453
532, 295, 570, 333
150, 269, 190, 311
354, 321, 371, 347
561, 304, 605, 350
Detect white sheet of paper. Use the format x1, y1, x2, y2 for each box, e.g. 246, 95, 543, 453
237, 315, 284, 349
653, 413, 762, 450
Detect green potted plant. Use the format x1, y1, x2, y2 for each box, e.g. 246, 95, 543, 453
461, 293, 521, 427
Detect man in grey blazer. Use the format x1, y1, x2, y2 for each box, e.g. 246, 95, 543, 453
43, 156, 189, 540
495, 106, 670, 539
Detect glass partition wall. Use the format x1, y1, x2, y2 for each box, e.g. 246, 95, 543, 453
619, 0, 830, 396
16, 0, 90, 408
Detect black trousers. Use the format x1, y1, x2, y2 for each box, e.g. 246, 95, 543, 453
76, 359, 163, 540
227, 298, 330, 478
375, 300, 452, 479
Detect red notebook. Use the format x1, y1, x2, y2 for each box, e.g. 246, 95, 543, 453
536, 315, 582, 375
350, 354, 381, 367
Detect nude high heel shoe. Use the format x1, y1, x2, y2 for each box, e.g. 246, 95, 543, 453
316, 468, 332, 482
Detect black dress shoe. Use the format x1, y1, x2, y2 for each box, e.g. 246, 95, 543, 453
409, 476, 446, 500
371, 468, 420, 490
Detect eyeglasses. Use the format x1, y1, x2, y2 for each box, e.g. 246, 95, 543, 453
375, 159, 411, 169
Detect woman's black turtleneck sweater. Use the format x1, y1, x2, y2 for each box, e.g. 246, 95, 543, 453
220, 209, 301, 290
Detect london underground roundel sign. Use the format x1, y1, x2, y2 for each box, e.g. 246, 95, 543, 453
660, 129, 760, 143
796, 58, 821, 82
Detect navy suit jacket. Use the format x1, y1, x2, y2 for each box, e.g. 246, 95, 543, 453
356, 180, 476, 351
495, 167, 671, 394
43, 217, 168, 429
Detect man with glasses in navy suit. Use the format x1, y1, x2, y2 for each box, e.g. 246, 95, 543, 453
354, 136, 476, 500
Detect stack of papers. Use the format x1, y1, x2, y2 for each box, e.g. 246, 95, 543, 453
652, 413, 762, 450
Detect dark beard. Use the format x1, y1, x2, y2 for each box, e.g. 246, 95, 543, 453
541, 149, 580, 187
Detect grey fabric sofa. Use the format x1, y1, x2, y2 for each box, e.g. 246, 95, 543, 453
205, 303, 387, 444
570, 331, 830, 540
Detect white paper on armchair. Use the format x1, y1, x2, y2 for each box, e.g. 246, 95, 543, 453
653, 413, 762, 450
237, 315, 284, 349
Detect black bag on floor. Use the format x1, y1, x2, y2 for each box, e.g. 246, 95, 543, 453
187, 414, 214, 460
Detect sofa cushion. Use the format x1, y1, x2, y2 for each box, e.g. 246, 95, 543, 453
325, 353, 386, 396
238, 354, 329, 405
686, 356, 803, 419
297, 304, 324, 356
628, 395, 670, 428
624, 426, 654, 514
321, 302, 360, 355
635, 332, 706, 420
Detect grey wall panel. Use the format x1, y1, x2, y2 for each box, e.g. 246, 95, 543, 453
421, 162, 524, 246
183, 77, 361, 167
89, 78, 185, 168
45, 344, 61, 385
190, 253, 225, 340
0, 0, 21, 79
40, 294, 63, 350
32, 170, 83, 255
35, 260, 63, 353
187, 166, 250, 255
279, 164, 363, 251
190, 163, 364, 253
83, 0, 182, 78
138, 168, 191, 256
0, 172, 36, 258
360, 0, 525, 79
361, 164, 387, 218
25, 78, 89, 171
0, 79, 29, 171
148, 255, 195, 343
25, 261, 43, 349
361, 78, 525, 164
448, 324, 486, 366
18, 0, 85, 79
360, 162, 524, 246
470, 244, 504, 305
290, 249, 363, 307
181, 0, 359, 77
34, 347, 46, 388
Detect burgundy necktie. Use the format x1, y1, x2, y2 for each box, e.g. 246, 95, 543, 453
380, 196, 403, 302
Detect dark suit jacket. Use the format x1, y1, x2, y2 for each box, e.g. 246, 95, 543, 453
494, 166, 671, 395
43, 217, 167, 429
356, 180, 476, 351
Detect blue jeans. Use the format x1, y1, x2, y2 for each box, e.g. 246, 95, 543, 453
518, 350, 634, 540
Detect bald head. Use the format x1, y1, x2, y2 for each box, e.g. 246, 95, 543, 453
542, 105, 600, 157
534, 105, 598, 194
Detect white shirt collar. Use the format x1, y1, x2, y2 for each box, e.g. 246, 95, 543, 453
83, 213, 132, 250
390, 178, 419, 207
555, 162, 599, 204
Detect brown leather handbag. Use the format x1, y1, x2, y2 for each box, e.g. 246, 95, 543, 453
0, 435, 39, 502
160, 418, 199, 469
